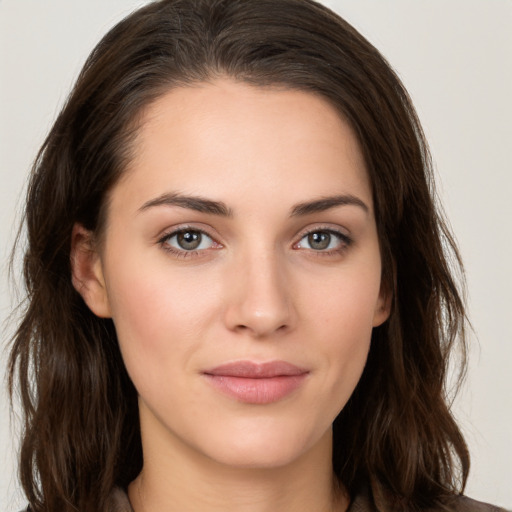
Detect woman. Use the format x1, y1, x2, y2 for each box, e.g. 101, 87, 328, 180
7, 0, 506, 511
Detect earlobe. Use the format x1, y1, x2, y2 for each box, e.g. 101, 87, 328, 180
372, 284, 392, 327
70, 224, 112, 318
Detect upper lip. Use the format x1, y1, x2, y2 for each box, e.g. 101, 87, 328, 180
203, 360, 309, 378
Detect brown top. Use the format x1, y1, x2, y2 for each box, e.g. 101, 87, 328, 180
104, 486, 509, 512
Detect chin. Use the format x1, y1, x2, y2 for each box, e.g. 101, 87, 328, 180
214, 446, 300, 469
197, 418, 332, 470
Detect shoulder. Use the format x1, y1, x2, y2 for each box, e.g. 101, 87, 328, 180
443, 495, 510, 512
105, 487, 134, 512
348, 486, 509, 512
20, 489, 508, 512
19, 488, 135, 512
19, 489, 135, 512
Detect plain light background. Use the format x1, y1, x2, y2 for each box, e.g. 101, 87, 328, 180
1, 1, 510, 510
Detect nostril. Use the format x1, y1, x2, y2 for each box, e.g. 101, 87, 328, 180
232, 321, 289, 338
222, 265, 295, 337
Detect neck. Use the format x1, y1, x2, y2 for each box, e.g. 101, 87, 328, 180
128, 411, 348, 512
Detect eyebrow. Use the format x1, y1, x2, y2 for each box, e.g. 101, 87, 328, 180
290, 194, 369, 217
138, 192, 233, 217
138, 192, 369, 217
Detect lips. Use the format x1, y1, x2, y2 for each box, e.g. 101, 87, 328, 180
203, 361, 309, 404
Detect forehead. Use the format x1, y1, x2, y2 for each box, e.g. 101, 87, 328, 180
113, 78, 372, 215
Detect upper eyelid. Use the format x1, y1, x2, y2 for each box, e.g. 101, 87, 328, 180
156, 223, 351, 247
296, 228, 351, 247
161, 228, 214, 242
157, 224, 220, 243
295, 224, 351, 241
158, 227, 220, 256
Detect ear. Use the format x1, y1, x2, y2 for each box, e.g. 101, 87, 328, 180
372, 280, 392, 327
70, 224, 112, 318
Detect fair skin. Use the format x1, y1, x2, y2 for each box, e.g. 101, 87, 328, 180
72, 79, 390, 512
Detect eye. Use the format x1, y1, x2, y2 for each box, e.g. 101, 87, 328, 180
160, 228, 217, 252
295, 229, 350, 252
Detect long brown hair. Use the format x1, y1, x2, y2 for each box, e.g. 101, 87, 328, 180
9, 0, 469, 510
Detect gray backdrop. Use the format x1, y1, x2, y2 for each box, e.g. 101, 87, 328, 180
1, 1, 511, 510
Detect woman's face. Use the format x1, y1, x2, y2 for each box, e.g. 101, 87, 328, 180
76, 79, 389, 470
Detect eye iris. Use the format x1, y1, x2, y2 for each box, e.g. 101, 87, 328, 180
308, 232, 331, 250
177, 231, 201, 250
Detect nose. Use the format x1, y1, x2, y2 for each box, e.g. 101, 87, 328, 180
223, 249, 296, 338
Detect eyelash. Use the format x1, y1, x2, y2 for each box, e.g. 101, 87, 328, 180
294, 227, 352, 257
157, 225, 352, 259
158, 226, 219, 259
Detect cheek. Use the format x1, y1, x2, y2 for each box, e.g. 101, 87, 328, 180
304, 261, 381, 339
103, 254, 221, 376
301, 261, 381, 398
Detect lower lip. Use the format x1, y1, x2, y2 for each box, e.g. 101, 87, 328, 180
203, 374, 308, 404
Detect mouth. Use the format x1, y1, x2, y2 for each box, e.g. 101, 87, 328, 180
202, 360, 309, 404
